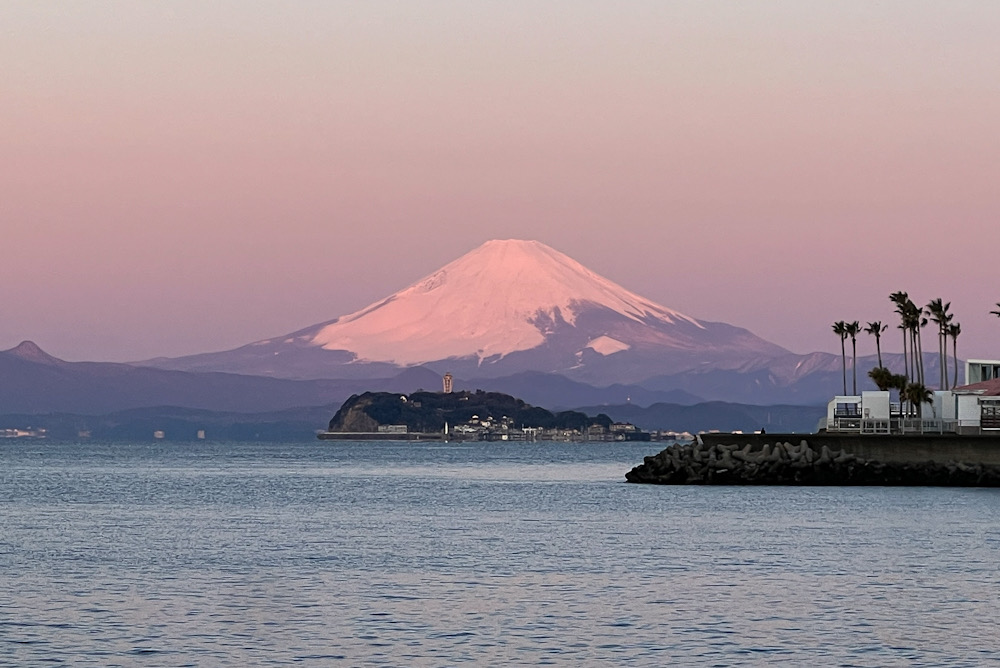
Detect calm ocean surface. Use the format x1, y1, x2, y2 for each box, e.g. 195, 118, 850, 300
2, 440, 999, 667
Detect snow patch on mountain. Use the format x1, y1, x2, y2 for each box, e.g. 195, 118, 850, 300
309, 239, 704, 365
584, 336, 631, 356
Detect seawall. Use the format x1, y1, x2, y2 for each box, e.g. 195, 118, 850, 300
626, 433, 1000, 486
700, 432, 1000, 467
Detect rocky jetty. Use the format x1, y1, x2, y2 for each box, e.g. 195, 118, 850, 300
626, 438, 1000, 486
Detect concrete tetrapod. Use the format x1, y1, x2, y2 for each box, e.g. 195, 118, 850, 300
626, 436, 1000, 486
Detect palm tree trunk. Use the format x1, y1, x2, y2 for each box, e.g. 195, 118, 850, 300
940, 330, 946, 390
876, 337, 883, 369
916, 328, 925, 386
840, 337, 847, 395
942, 328, 949, 390
910, 328, 917, 385
851, 338, 857, 395
938, 330, 943, 389
901, 330, 908, 383
953, 336, 959, 388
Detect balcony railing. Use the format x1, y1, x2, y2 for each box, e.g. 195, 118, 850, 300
825, 417, 958, 435
860, 419, 891, 434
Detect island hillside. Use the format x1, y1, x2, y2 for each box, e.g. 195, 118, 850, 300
327, 390, 612, 433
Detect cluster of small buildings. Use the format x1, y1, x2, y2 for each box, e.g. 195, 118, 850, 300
436, 415, 653, 442
823, 360, 1000, 435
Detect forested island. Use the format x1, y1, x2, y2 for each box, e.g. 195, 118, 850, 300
322, 390, 623, 441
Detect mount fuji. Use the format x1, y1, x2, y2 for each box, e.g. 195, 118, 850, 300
142, 239, 792, 385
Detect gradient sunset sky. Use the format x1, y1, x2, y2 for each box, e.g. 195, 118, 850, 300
3, 1, 999, 363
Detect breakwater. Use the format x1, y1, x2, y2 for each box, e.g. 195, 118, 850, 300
626, 434, 1000, 486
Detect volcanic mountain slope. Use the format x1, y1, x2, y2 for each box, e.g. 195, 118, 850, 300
142, 239, 789, 383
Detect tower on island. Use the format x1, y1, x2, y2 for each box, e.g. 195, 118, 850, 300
443, 372, 453, 394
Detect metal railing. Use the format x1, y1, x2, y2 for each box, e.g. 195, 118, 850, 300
860, 419, 891, 434
895, 418, 958, 434
825, 417, 958, 435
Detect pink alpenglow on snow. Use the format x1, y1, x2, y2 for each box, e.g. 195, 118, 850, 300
140, 238, 788, 384
309, 240, 702, 365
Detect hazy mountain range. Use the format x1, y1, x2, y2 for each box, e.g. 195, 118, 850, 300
2, 239, 946, 437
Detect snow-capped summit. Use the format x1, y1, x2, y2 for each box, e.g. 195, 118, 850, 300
309, 239, 704, 365
141, 239, 788, 382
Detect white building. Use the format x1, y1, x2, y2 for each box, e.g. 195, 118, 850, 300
952, 378, 1000, 435
825, 392, 893, 434
966, 360, 1000, 385
824, 389, 953, 435
824, 379, 1000, 435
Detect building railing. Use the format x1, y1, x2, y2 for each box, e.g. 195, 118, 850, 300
829, 417, 861, 432
860, 419, 891, 434
826, 417, 958, 435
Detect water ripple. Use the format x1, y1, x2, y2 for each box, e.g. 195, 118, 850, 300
3, 441, 1000, 666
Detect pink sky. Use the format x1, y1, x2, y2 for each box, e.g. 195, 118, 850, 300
2, 2, 999, 363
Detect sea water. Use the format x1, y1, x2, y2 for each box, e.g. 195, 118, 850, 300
2, 440, 999, 666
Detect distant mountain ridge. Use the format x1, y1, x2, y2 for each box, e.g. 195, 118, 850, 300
0, 341, 712, 416
0, 341, 432, 415
1, 341, 949, 438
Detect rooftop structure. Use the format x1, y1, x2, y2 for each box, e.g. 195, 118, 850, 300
966, 360, 1000, 385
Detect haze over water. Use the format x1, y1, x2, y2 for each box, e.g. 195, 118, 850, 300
3, 440, 999, 665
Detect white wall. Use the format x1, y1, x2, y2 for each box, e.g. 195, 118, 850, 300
861, 391, 890, 420
956, 394, 982, 428
931, 391, 956, 420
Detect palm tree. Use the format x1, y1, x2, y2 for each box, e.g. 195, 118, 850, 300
846, 321, 860, 395
890, 292, 910, 383
896, 322, 909, 382
903, 383, 933, 419
890, 373, 908, 429
926, 298, 942, 388
909, 304, 927, 387
926, 298, 943, 388
992, 303, 1000, 318
942, 301, 953, 384
917, 313, 928, 386
832, 321, 848, 395
865, 321, 887, 368
925, 298, 952, 389
949, 322, 961, 389
890, 292, 923, 385
868, 366, 894, 391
